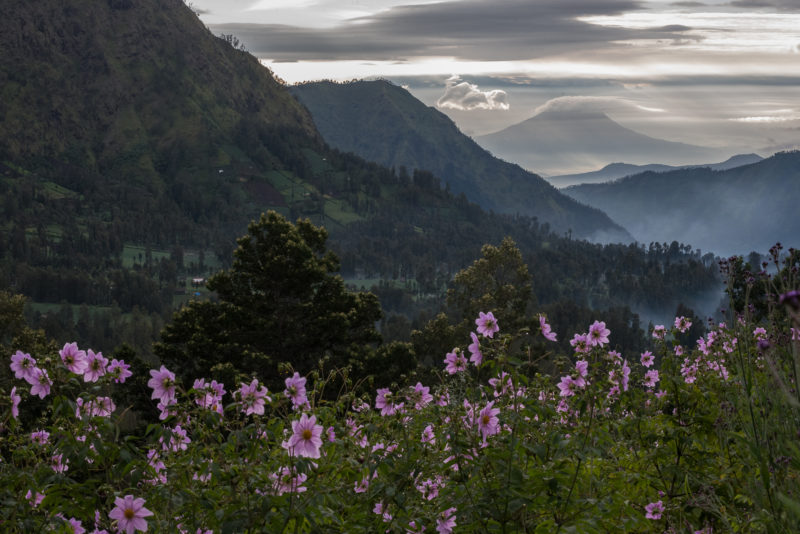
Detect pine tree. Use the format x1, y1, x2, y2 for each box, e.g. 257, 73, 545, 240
154, 211, 382, 385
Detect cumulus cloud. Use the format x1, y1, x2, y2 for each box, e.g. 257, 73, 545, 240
436, 75, 509, 110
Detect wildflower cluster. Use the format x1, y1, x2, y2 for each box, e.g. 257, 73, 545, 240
2, 280, 800, 533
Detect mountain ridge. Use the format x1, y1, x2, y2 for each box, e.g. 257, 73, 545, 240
476, 109, 728, 176
290, 79, 632, 242
549, 153, 764, 188
0, 0, 720, 334
564, 151, 800, 255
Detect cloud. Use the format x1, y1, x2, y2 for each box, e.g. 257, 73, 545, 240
436, 75, 509, 110
530, 96, 665, 117
728, 0, 800, 9
208, 0, 694, 62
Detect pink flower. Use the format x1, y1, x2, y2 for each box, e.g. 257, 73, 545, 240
373, 502, 393, 522
270, 467, 308, 495
652, 325, 666, 340
645, 500, 664, 519
557, 375, 577, 397
640, 351, 654, 367
488, 371, 512, 397
421, 424, 436, 445
164, 424, 191, 452
621, 360, 631, 392
375, 388, 398, 416
109, 495, 153, 534
407, 520, 426, 533
354, 476, 370, 493
238, 379, 270, 415
570, 333, 590, 354
444, 349, 468, 374
539, 314, 557, 341
157, 398, 178, 420
475, 311, 499, 338
10, 386, 21, 419
284, 372, 309, 410
78, 396, 116, 418
674, 316, 692, 333
468, 332, 483, 365
25, 489, 45, 507
108, 359, 133, 383
416, 476, 444, 500
29, 368, 52, 399
287, 413, 324, 458
148, 366, 176, 404
643, 369, 659, 389
478, 401, 500, 440
407, 382, 433, 410
588, 320, 610, 347
31, 430, 50, 445
10, 351, 37, 382
65, 517, 85, 534
575, 360, 588, 378
194, 379, 226, 413
83, 350, 108, 383
681, 359, 698, 384
436, 507, 457, 534
51, 453, 69, 473
60, 343, 88, 375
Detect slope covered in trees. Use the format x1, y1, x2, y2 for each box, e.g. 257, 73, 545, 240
291, 80, 631, 243
564, 151, 800, 255
0, 0, 719, 357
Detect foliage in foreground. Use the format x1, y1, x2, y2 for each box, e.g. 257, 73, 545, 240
1, 252, 799, 533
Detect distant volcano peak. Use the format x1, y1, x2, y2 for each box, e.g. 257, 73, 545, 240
531, 109, 611, 122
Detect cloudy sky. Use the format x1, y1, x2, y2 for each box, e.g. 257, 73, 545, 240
193, 0, 800, 155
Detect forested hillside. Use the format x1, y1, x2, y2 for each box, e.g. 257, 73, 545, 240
0, 0, 719, 358
291, 80, 630, 243
564, 151, 800, 255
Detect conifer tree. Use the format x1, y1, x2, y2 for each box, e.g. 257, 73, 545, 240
155, 211, 382, 385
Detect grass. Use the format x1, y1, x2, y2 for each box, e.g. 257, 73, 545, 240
120, 244, 171, 268
40, 181, 79, 199
25, 301, 116, 321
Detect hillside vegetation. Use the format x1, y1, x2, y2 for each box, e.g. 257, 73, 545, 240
291, 80, 630, 243
564, 151, 800, 255
0, 0, 719, 357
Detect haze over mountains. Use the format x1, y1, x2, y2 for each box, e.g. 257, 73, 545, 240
1, 0, 726, 331
549, 153, 765, 189
476, 109, 731, 177
290, 80, 630, 243
564, 151, 800, 256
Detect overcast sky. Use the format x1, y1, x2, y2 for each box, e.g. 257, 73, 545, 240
192, 0, 800, 154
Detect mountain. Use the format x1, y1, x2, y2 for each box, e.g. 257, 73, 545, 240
290, 80, 631, 243
563, 151, 800, 256
0, 0, 325, 248
476, 109, 728, 176
549, 153, 764, 188
0, 0, 720, 345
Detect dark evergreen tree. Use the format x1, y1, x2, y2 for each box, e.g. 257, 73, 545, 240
154, 212, 383, 386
